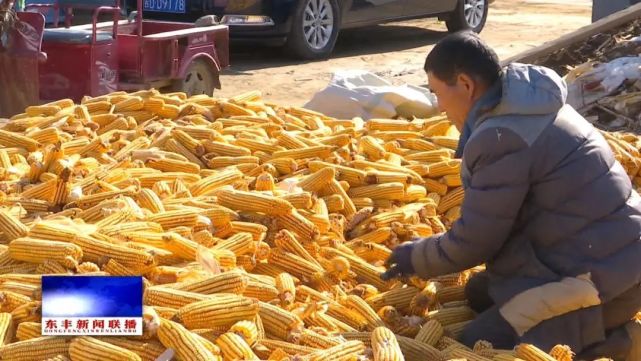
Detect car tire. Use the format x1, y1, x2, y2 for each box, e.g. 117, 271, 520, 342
445, 0, 488, 33
171, 59, 216, 96
285, 0, 341, 59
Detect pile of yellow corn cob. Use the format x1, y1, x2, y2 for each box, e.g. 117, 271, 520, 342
0, 89, 633, 361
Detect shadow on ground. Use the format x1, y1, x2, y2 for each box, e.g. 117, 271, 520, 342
224, 22, 447, 74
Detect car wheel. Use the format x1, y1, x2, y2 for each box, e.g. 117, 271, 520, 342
285, 0, 340, 59
445, 0, 488, 33
172, 59, 216, 96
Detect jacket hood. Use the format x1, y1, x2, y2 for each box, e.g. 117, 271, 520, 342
490, 63, 568, 118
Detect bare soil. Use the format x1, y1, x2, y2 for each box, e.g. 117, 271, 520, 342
216, 0, 592, 106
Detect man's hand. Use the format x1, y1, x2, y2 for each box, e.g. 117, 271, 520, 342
380, 242, 415, 281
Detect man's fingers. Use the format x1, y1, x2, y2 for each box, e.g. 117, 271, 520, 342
384, 251, 398, 267
380, 266, 401, 281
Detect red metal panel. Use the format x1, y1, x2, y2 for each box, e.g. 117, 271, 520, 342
91, 41, 118, 96
39, 40, 117, 102
116, 34, 140, 81
140, 20, 192, 36
140, 37, 172, 81
39, 42, 92, 102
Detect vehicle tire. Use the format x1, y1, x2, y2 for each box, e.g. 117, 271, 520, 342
445, 0, 488, 33
285, 0, 340, 59
171, 59, 216, 96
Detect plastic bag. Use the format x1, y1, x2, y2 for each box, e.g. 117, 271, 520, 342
304, 70, 439, 121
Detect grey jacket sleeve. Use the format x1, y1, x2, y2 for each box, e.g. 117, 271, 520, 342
411, 126, 532, 279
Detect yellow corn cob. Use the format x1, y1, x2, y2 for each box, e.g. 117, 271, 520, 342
272, 230, 319, 269
306, 340, 366, 361
450, 348, 493, 361
253, 172, 275, 192
0, 336, 70, 361
0, 130, 40, 151
436, 285, 466, 304
421, 119, 451, 136
443, 173, 462, 187
176, 295, 260, 329
155, 104, 181, 119
209, 232, 254, 257
233, 137, 281, 154
230, 320, 259, 346
426, 159, 461, 178
35, 260, 70, 275
0, 313, 13, 346
350, 160, 423, 183
258, 301, 303, 340
299, 328, 342, 349
308, 161, 368, 186
157, 319, 220, 360
341, 295, 386, 330
172, 129, 206, 157
69, 336, 141, 361
216, 332, 260, 360
243, 279, 279, 302
8, 238, 82, 269
0, 290, 32, 312
366, 286, 418, 312
259, 339, 319, 355
548, 344, 574, 361
202, 140, 252, 157
146, 209, 199, 230
427, 306, 474, 326
277, 192, 313, 210
15, 321, 39, 341
272, 145, 334, 160
275, 272, 296, 307
136, 189, 165, 214
515, 344, 557, 361
371, 326, 404, 361
95, 338, 166, 361
144, 286, 212, 308
268, 249, 324, 280
437, 187, 464, 214
31, 222, 155, 271
359, 136, 387, 160
0, 212, 28, 242
493, 355, 526, 361
413, 319, 443, 347
276, 131, 310, 149
366, 119, 414, 132
348, 182, 405, 200
0, 281, 39, 300
146, 158, 200, 174
443, 320, 470, 339
163, 138, 206, 167
396, 335, 444, 361
177, 271, 248, 295
19, 178, 57, 202
430, 136, 459, 149
216, 188, 294, 216
208, 156, 260, 169
323, 248, 388, 291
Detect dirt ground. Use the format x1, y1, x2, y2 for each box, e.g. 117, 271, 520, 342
215, 0, 592, 106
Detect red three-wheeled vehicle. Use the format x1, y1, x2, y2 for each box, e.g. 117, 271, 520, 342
0, 0, 229, 117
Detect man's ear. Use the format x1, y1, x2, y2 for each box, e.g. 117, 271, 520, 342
457, 73, 476, 100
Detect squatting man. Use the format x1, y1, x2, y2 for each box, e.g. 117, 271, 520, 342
381, 31, 641, 361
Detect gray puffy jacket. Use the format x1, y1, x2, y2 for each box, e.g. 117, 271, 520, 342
411, 63, 641, 350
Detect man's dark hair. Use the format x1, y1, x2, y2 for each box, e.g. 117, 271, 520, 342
424, 31, 502, 86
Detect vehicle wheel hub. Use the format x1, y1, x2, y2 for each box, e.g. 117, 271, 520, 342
302, 0, 334, 50
463, 0, 485, 28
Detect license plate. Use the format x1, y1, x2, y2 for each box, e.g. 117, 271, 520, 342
143, 0, 185, 13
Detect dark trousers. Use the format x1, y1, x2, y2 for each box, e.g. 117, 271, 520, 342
460, 272, 641, 360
